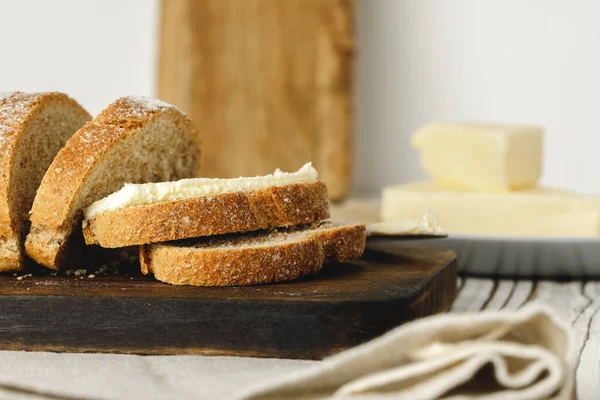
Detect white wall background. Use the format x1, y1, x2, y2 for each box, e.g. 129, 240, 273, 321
1, 0, 599, 196
0, 0, 159, 114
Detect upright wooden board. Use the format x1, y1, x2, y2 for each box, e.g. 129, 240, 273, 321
158, 0, 354, 200
0, 245, 456, 359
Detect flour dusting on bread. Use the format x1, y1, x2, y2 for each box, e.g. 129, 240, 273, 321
0, 93, 35, 144
127, 95, 177, 109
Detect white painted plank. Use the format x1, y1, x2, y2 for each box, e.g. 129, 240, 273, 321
451, 278, 495, 312
533, 281, 588, 324
575, 282, 600, 400
484, 280, 514, 311
533, 281, 592, 400
503, 280, 534, 310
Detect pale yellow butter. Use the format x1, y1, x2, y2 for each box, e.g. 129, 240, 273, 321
85, 163, 318, 219
412, 123, 543, 192
381, 181, 600, 237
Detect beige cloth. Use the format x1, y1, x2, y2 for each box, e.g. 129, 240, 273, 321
237, 304, 575, 400
0, 352, 314, 400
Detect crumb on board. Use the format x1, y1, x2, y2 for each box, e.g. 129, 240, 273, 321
7, 257, 136, 280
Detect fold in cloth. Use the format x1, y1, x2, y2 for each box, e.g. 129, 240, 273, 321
236, 303, 575, 400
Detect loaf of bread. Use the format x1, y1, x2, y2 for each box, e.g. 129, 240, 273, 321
8, 93, 364, 289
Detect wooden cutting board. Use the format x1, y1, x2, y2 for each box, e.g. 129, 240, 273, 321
0, 244, 456, 359
158, 0, 354, 200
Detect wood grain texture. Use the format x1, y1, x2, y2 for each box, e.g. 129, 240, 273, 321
0, 245, 455, 359
451, 278, 495, 312
158, 0, 354, 200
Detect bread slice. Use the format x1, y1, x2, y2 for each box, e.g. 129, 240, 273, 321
82, 163, 330, 248
25, 96, 200, 270
0, 92, 90, 272
140, 222, 366, 287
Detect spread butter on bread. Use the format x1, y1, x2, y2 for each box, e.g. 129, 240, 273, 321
82, 163, 329, 248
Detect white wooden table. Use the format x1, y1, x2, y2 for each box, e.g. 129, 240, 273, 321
453, 277, 599, 400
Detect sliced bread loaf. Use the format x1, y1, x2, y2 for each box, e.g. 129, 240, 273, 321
25, 96, 200, 270
82, 163, 329, 248
0, 92, 90, 271
140, 222, 366, 286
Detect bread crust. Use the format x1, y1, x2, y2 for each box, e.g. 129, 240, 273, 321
0, 92, 90, 271
25, 96, 200, 270
83, 182, 330, 248
139, 223, 366, 286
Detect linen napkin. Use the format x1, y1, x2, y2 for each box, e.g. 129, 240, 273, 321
236, 303, 575, 400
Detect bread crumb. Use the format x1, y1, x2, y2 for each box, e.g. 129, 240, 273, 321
74, 269, 87, 276
16, 274, 32, 280
65, 269, 74, 276
88, 274, 96, 279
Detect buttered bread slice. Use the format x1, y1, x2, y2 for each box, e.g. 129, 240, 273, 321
0, 92, 90, 271
140, 222, 366, 287
25, 96, 200, 270
82, 163, 330, 248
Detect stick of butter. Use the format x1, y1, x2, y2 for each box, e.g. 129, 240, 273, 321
412, 123, 543, 192
381, 182, 600, 237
